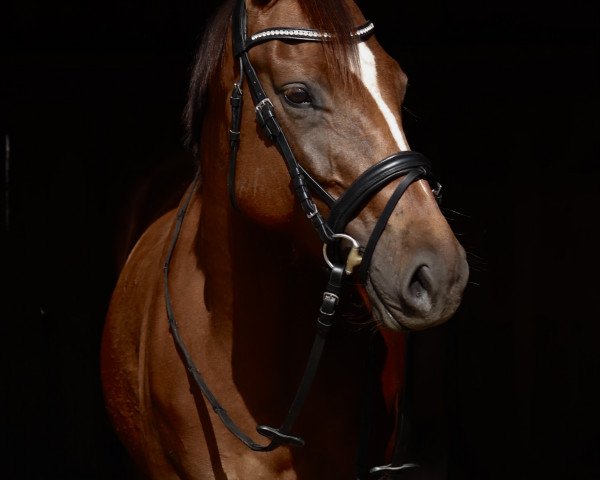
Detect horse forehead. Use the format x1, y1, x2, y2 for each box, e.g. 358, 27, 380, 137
251, 0, 307, 29
251, 0, 366, 32
350, 42, 409, 151
355, 40, 405, 92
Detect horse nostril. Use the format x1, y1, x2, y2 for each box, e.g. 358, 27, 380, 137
409, 265, 429, 298
405, 265, 434, 314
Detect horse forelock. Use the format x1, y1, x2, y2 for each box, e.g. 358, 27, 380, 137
184, 0, 362, 154
296, 0, 361, 84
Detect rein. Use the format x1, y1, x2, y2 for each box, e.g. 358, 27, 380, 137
164, 0, 441, 475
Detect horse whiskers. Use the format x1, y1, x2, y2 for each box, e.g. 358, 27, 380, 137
441, 207, 471, 218
342, 313, 377, 328
346, 319, 379, 333
465, 251, 487, 272
466, 264, 485, 274
465, 250, 485, 261
401, 105, 422, 122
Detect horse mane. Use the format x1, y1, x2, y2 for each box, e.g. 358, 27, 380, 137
183, 0, 360, 154
183, 0, 235, 154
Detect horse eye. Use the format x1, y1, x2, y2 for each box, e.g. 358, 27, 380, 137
283, 86, 311, 105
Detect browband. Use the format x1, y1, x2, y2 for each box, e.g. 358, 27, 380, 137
232, 0, 374, 57
239, 22, 375, 54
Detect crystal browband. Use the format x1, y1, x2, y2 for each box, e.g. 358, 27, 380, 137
243, 22, 375, 51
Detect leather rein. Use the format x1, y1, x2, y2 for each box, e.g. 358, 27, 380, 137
163, 0, 441, 475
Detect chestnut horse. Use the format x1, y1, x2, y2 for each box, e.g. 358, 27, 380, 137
101, 0, 468, 478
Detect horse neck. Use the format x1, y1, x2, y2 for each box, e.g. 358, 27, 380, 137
193, 59, 403, 439
195, 108, 326, 364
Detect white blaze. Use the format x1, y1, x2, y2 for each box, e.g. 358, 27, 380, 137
353, 43, 410, 151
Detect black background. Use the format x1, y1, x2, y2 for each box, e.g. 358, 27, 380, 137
2, 0, 598, 478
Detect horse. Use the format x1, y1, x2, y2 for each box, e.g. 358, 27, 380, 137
101, 0, 469, 478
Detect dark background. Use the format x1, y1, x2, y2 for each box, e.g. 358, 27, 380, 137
2, 0, 598, 478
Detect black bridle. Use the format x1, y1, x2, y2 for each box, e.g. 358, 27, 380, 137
164, 0, 441, 476
228, 2, 440, 280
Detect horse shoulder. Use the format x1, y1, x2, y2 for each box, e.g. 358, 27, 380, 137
102, 194, 214, 477
101, 207, 182, 472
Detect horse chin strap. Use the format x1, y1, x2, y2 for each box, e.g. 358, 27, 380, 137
166, 0, 442, 476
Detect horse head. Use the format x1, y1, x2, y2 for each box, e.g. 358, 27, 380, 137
188, 0, 468, 331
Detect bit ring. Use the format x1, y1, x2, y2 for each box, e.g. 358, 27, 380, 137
322, 233, 360, 270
